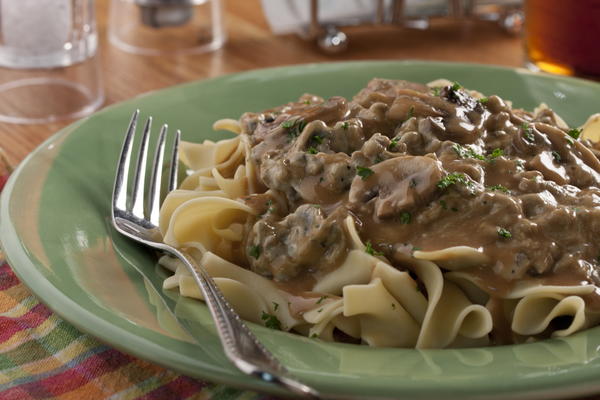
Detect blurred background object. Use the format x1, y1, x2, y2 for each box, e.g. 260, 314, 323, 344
261, 0, 523, 53
524, 0, 600, 77
0, 0, 103, 124
108, 0, 225, 55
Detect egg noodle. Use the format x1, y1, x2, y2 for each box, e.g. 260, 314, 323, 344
158, 79, 600, 348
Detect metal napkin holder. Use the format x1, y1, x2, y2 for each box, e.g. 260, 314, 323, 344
301, 0, 523, 53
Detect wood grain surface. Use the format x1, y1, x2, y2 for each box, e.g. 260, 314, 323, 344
0, 0, 523, 164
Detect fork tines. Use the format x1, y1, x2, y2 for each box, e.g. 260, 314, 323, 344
113, 110, 180, 226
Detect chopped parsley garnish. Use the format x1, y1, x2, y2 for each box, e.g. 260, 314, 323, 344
478, 97, 489, 104
568, 128, 582, 140
406, 105, 415, 120
488, 148, 504, 160
261, 199, 274, 215
307, 147, 318, 154
388, 138, 399, 150
365, 240, 383, 256
375, 156, 384, 164
249, 245, 261, 259
452, 144, 485, 161
316, 296, 327, 304
311, 204, 321, 208
281, 118, 306, 139
497, 228, 512, 239
273, 302, 279, 311
312, 134, 324, 144
400, 212, 411, 224
317, 308, 323, 313
522, 122, 535, 143
488, 184, 510, 193
261, 311, 282, 330
303, 100, 311, 105
565, 135, 575, 145
342, 122, 349, 130
356, 166, 374, 180
431, 87, 442, 96
436, 172, 471, 190
451, 81, 462, 91
552, 151, 562, 162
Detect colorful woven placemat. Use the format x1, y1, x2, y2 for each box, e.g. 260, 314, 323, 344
0, 152, 283, 400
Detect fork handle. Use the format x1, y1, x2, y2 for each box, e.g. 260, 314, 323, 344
171, 250, 320, 399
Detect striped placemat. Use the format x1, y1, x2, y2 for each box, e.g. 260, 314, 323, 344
0, 263, 287, 399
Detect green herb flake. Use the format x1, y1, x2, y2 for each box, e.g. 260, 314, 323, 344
249, 245, 261, 259
281, 118, 306, 139
568, 128, 582, 140
552, 151, 562, 162
400, 212, 411, 224
440, 200, 448, 210
273, 302, 279, 311
261, 311, 282, 330
356, 166, 374, 180
307, 147, 318, 154
488, 184, 510, 193
316, 296, 327, 305
375, 156, 384, 164
451, 81, 462, 91
431, 87, 442, 96
522, 122, 535, 143
478, 97, 489, 104
488, 148, 504, 161
406, 105, 415, 120
303, 100, 311, 105
365, 240, 383, 256
436, 172, 472, 190
311, 204, 321, 209
317, 308, 323, 313
312, 134, 324, 144
452, 144, 485, 161
388, 138, 399, 150
451, 207, 459, 212
497, 227, 512, 239
342, 122, 349, 130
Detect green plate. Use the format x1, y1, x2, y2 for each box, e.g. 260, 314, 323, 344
4, 61, 600, 400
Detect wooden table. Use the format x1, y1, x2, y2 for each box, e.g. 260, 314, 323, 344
0, 0, 523, 164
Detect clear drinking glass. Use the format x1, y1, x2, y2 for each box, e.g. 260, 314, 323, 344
0, 0, 103, 124
108, 0, 225, 55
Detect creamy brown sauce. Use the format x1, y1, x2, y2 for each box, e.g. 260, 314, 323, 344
239, 79, 600, 307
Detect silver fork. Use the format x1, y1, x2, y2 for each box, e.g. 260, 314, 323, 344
111, 110, 320, 399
